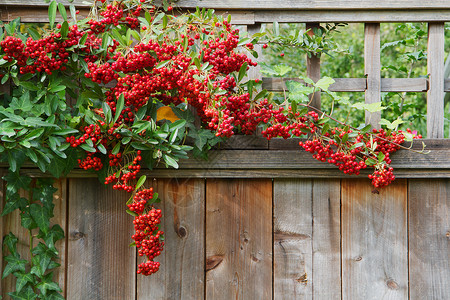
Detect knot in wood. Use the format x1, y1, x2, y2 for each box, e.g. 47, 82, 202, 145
355, 256, 362, 261
176, 226, 187, 238
386, 279, 399, 290
72, 231, 85, 240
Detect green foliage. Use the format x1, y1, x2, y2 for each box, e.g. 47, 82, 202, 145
2, 173, 64, 298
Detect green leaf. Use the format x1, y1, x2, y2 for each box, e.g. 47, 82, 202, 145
2, 255, 27, 279
37, 280, 62, 297
2, 196, 27, 216
19, 81, 39, 91
47, 148, 77, 178
135, 175, 146, 190
29, 203, 50, 234
97, 143, 107, 155
163, 154, 179, 169
315, 77, 335, 91
113, 94, 124, 124
15, 272, 34, 293
365, 158, 377, 166
80, 144, 96, 153
155, 59, 171, 69
60, 21, 69, 39
52, 128, 78, 135
377, 152, 386, 162
8, 285, 37, 300
48, 1, 57, 29
111, 143, 121, 155
43, 225, 64, 251
23, 128, 44, 141
273, 64, 293, 77
57, 3, 67, 22
69, 5, 77, 22
3, 232, 19, 253
126, 209, 138, 217
238, 62, 248, 83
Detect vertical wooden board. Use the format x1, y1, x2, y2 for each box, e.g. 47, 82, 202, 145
364, 23, 381, 129
342, 179, 408, 300
408, 179, 450, 299
246, 24, 262, 82
52, 179, 67, 297
306, 23, 321, 110
206, 179, 272, 300
1, 179, 66, 299
274, 179, 312, 300
137, 178, 205, 300
0, 178, 4, 298
427, 23, 445, 138
66, 178, 135, 300
312, 179, 341, 300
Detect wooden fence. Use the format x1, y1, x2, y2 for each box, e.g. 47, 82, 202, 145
0, 0, 449, 299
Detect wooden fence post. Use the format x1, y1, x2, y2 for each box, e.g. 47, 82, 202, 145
427, 22, 445, 138
306, 23, 321, 110
364, 23, 381, 129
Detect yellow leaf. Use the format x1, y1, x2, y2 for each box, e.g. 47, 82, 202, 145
156, 106, 180, 122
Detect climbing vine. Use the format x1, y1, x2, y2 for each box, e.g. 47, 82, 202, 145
0, 0, 423, 298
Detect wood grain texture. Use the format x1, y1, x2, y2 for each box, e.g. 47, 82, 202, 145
246, 24, 262, 81
205, 179, 272, 299
364, 23, 381, 129
1, 0, 450, 9
3, 7, 450, 23
137, 178, 205, 300
273, 179, 313, 299
253, 10, 450, 23
306, 23, 321, 110
66, 178, 135, 300
312, 179, 341, 300
0, 179, 4, 298
427, 23, 445, 138
342, 179, 408, 300
262, 77, 427, 93
408, 179, 450, 300
52, 179, 67, 297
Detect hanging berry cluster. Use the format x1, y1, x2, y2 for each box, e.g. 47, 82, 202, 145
128, 188, 164, 275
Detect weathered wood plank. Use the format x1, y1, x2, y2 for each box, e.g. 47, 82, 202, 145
364, 23, 381, 129
273, 179, 313, 299
445, 78, 450, 92
381, 78, 428, 92
3, 7, 450, 23
254, 10, 450, 23
408, 179, 450, 299
137, 178, 205, 300
263, 78, 366, 92
0, 7, 255, 24
0, 179, 4, 298
312, 179, 341, 299
306, 23, 321, 110
262, 77, 427, 93
342, 179, 408, 299
205, 179, 272, 299
246, 24, 263, 81
52, 179, 67, 297
427, 23, 445, 138
66, 179, 135, 300
1, 0, 450, 9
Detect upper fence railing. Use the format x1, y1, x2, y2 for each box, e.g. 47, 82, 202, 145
0, 0, 449, 139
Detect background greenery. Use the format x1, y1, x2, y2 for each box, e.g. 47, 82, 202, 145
262, 22, 450, 137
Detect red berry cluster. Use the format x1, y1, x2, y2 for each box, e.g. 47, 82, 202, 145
104, 150, 142, 192
129, 188, 164, 276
